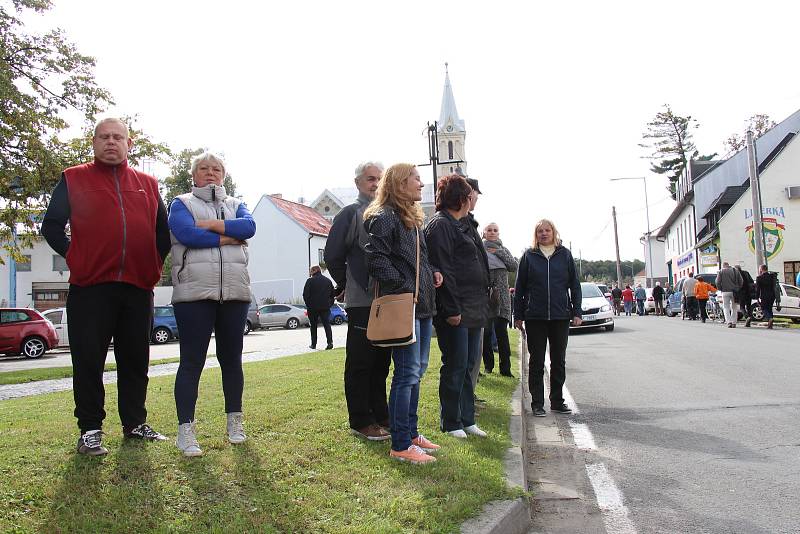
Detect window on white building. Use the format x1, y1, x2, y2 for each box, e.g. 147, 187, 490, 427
16, 255, 31, 272
52, 255, 68, 272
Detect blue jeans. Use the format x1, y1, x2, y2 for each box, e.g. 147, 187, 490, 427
388, 317, 433, 451
636, 299, 645, 315
624, 301, 632, 315
435, 322, 482, 432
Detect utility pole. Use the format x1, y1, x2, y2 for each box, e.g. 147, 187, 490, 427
747, 130, 768, 270
612, 206, 623, 288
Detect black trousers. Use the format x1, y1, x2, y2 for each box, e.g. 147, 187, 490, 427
697, 298, 708, 321
173, 300, 248, 424
308, 309, 333, 347
343, 307, 391, 429
686, 296, 698, 319
525, 320, 570, 409
654, 298, 664, 315
482, 318, 512, 374
67, 282, 152, 432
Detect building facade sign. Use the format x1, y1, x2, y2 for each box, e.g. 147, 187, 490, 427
676, 251, 694, 269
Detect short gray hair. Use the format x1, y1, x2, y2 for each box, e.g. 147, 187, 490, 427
191, 151, 226, 176
93, 117, 129, 137
354, 161, 384, 180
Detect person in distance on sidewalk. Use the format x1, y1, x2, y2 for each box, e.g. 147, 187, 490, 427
514, 219, 582, 418
42, 118, 171, 456
168, 152, 256, 457
756, 264, 782, 330
324, 162, 392, 442
303, 265, 335, 350
364, 164, 443, 464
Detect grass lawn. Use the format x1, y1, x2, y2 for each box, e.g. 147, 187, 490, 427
0, 331, 522, 533
0, 357, 182, 386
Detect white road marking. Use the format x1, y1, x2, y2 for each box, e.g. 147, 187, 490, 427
586, 463, 638, 534
568, 421, 597, 450
543, 347, 636, 533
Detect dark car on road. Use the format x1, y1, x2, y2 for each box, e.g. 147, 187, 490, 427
0, 308, 59, 358
151, 305, 179, 344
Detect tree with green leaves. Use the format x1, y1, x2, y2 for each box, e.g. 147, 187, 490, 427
640, 104, 715, 200
1, 2, 171, 265
1, 0, 112, 260
724, 113, 776, 153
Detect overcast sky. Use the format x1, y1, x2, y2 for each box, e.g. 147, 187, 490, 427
27, 1, 800, 260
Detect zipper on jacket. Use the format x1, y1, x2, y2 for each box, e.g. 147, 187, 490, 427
215, 192, 224, 303
547, 255, 551, 320
176, 249, 189, 282
113, 166, 128, 280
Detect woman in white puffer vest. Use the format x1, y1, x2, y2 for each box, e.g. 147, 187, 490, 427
168, 151, 256, 457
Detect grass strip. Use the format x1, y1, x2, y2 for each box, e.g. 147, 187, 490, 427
0, 331, 522, 533
0, 357, 183, 386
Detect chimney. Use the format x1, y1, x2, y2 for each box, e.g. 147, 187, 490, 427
270, 193, 283, 199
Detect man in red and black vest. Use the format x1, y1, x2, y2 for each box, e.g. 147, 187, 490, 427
42, 118, 171, 456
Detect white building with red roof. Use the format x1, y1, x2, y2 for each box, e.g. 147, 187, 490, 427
247, 194, 332, 303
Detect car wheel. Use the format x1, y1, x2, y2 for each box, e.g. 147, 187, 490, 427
286, 317, 300, 330
243, 320, 251, 335
21, 336, 47, 358
665, 307, 674, 317
152, 326, 171, 344
605, 324, 615, 332
750, 305, 764, 321
332, 316, 344, 325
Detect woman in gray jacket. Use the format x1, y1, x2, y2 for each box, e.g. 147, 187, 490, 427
168, 152, 256, 456
481, 223, 518, 377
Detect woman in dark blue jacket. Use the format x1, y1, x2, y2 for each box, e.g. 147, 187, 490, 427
425, 174, 490, 439
514, 219, 582, 417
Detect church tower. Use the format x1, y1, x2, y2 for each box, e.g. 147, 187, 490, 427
436, 63, 467, 178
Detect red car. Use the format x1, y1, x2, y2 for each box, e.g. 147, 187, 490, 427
0, 308, 59, 358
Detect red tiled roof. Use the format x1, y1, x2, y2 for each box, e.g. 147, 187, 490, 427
269, 195, 331, 236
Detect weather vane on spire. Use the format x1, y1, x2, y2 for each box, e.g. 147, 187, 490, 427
445, 62, 448, 74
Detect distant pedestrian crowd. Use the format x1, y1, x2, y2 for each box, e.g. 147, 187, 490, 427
42, 117, 585, 465
607, 262, 783, 329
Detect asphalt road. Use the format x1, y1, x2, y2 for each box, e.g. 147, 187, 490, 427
0, 324, 348, 372
563, 314, 800, 534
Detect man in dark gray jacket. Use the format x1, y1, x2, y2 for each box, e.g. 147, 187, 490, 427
716, 262, 743, 327
323, 162, 391, 441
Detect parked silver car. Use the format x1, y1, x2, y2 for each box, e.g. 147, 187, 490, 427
258, 304, 310, 330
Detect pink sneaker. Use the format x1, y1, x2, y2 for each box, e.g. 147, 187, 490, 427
389, 444, 436, 465
412, 434, 441, 453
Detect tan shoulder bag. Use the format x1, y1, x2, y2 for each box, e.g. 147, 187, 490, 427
366, 227, 419, 347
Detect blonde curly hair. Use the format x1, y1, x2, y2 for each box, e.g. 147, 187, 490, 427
363, 163, 424, 229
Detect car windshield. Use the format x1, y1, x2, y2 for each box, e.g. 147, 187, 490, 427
580, 283, 603, 298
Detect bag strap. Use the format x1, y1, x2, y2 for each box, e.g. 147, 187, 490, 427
371, 225, 421, 303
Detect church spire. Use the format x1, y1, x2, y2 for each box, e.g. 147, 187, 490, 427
438, 62, 465, 133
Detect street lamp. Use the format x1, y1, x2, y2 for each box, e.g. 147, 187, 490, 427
610, 176, 652, 287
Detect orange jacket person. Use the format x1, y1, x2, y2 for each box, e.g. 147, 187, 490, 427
694, 277, 716, 323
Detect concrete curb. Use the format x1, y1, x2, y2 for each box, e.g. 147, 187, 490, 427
461, 337, 531, 534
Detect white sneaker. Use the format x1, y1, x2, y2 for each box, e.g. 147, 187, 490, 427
227, 412, 246, 444
176, 422, 202, 457
447, 429, 468, 438
464, 424, 487, 437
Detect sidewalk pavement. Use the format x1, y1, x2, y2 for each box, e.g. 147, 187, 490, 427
0, 344, 332, 401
